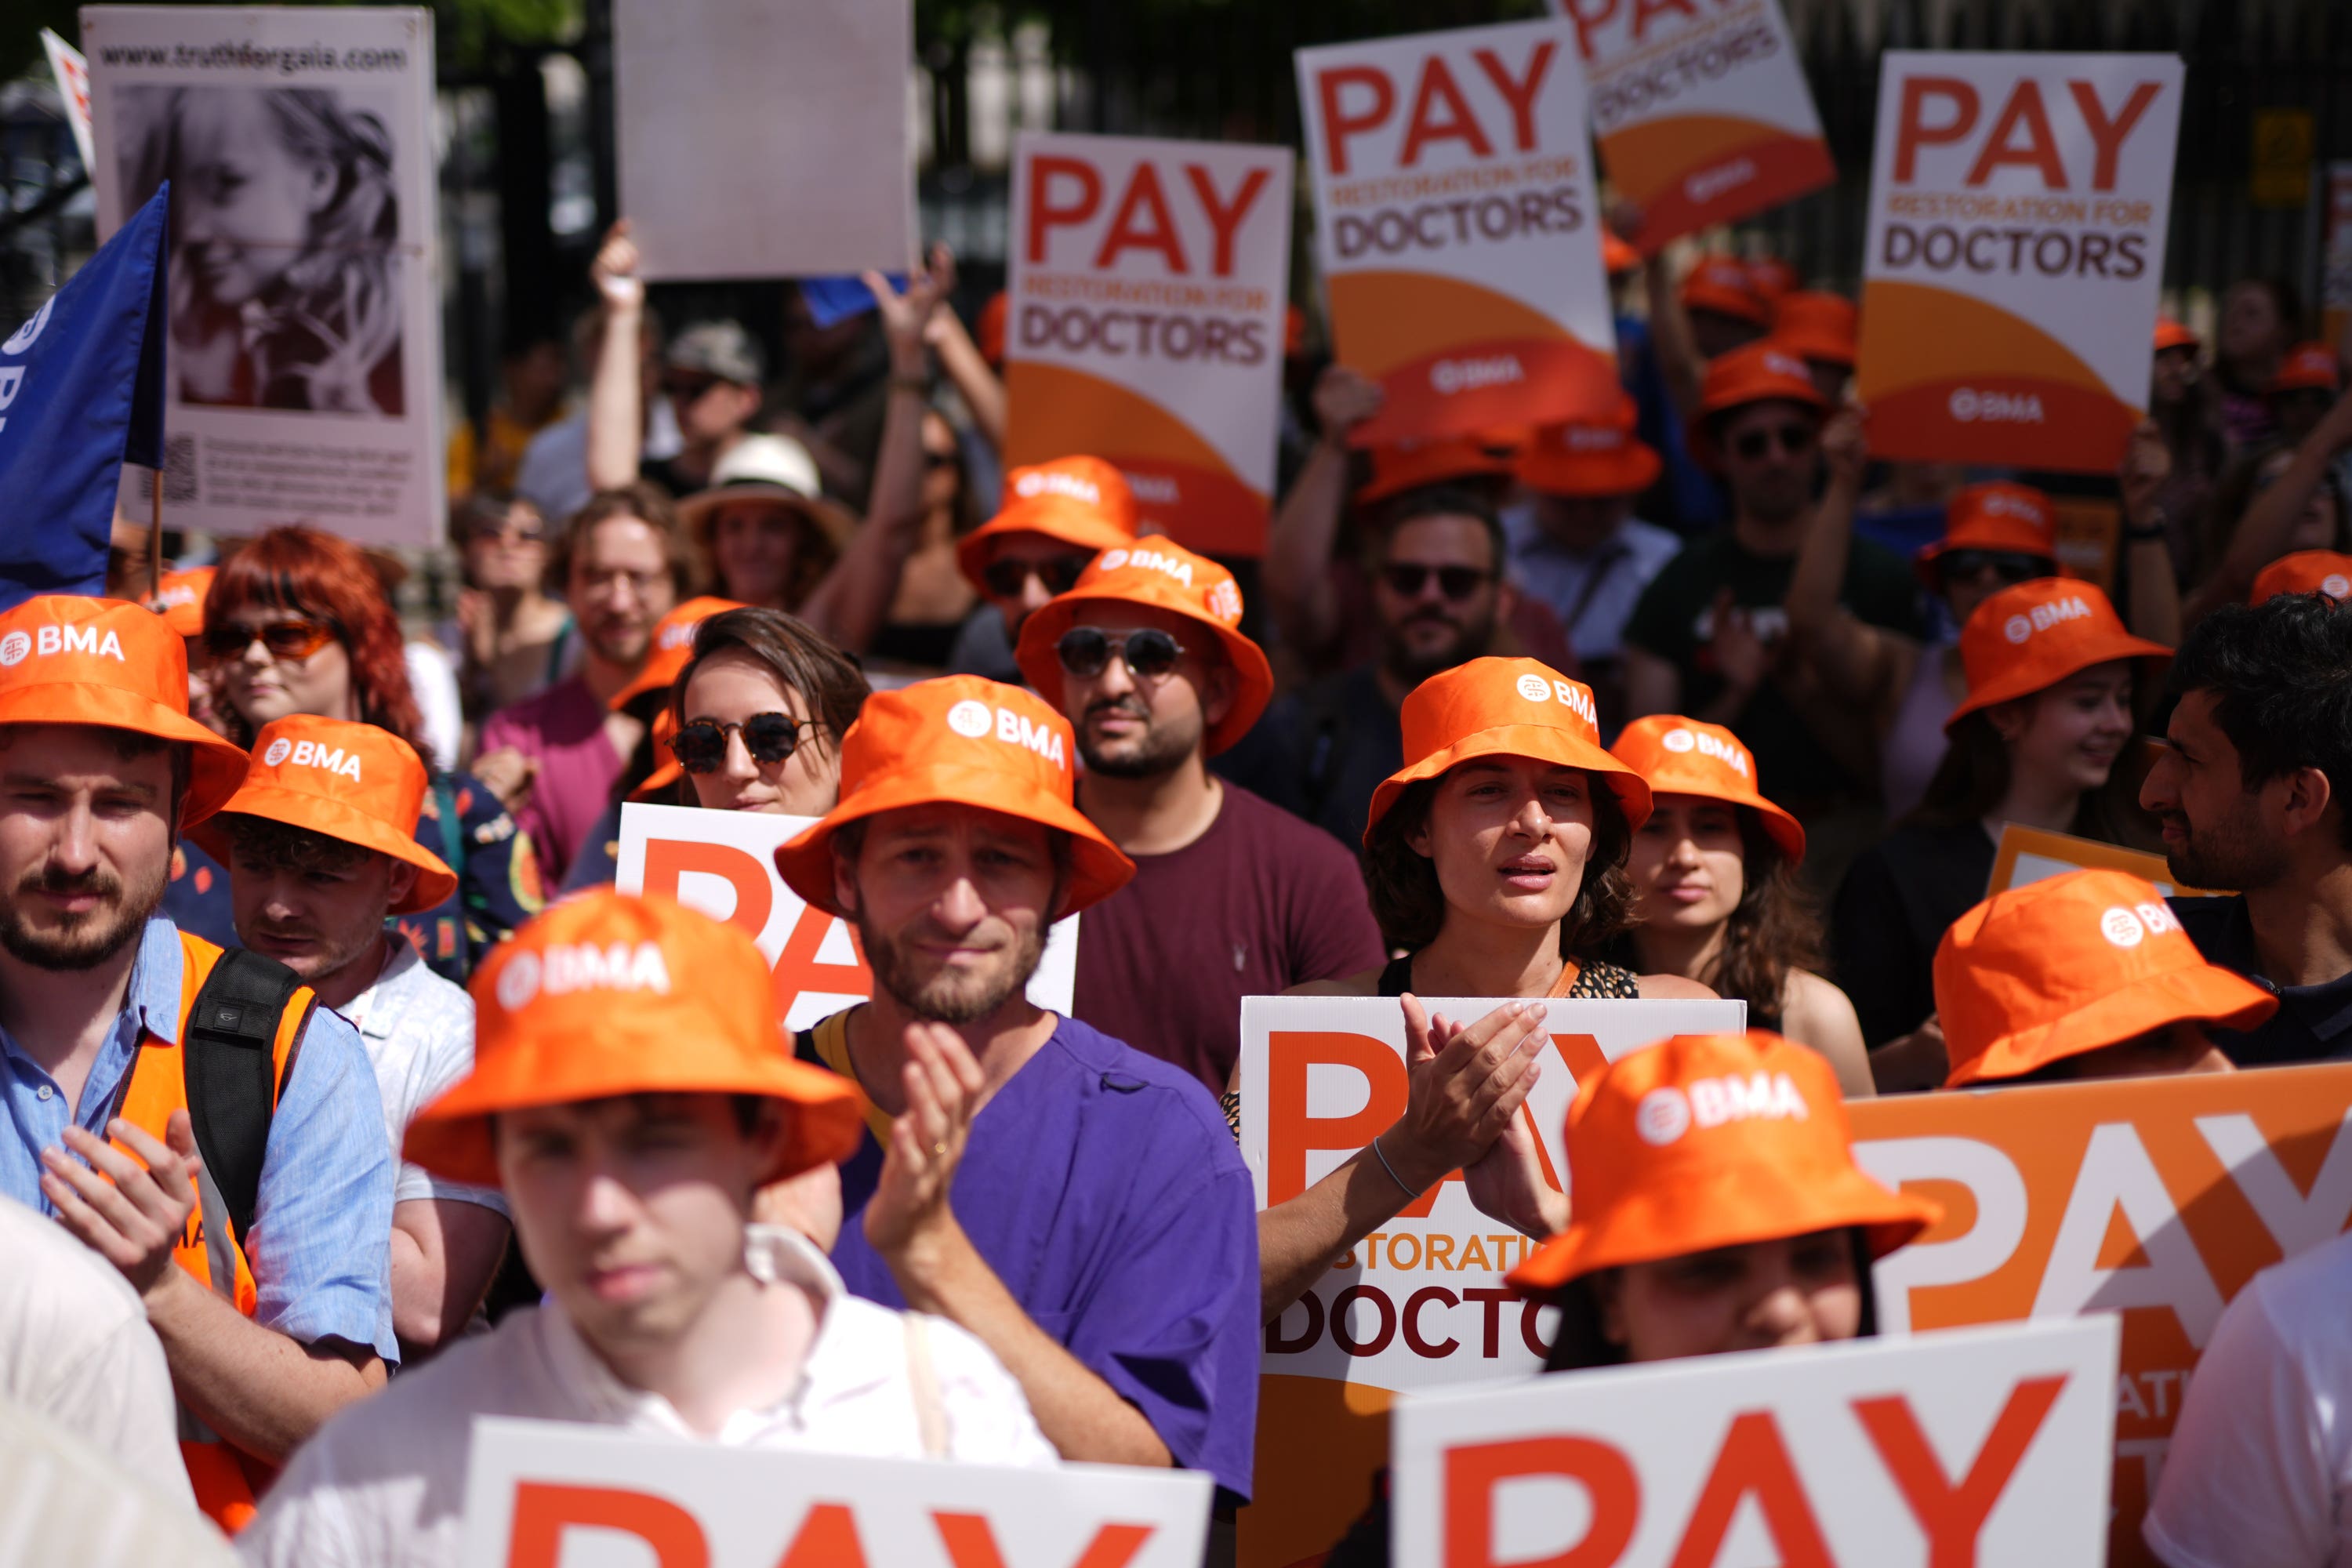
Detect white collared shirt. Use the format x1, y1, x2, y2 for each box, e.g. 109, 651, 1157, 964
238, 1227, 1056, 1568
336, 940, 506, 1217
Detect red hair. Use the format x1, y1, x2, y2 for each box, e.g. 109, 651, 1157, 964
206, 525, 426, 755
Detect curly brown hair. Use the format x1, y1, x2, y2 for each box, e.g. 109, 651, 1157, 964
1363, 771, 1637, 957
1608, 811, 1826, 1019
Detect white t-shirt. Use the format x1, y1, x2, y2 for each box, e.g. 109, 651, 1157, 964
0, 1395, 235, 1567
2143, 1229, 2352, 1568
0, 1192, 191, 1504
336, 942, 506, 1216
238, 1225, 1055, 1567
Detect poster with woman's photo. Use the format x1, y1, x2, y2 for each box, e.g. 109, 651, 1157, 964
82, 6, 442, 546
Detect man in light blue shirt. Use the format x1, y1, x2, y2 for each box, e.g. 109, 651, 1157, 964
0, 595, 394, 1526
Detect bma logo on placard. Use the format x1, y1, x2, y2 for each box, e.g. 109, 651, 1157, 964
1949, 387, 2045, 423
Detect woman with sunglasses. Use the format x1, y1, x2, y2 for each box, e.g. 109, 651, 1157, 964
445, 491, 574, 731
191, 526, 544, 982
1249, 656, 1711, 1323
662, 607, 870, 815
1832, 575, 2172, 1089
1321, 1029, 1941, 1566
1787, 410, 2180, 820
1605, 715, 1873, 1096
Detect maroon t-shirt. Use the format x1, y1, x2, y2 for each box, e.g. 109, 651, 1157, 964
1072, 782, 1388, 1094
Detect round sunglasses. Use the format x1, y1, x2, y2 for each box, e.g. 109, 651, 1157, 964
1054, 626, 1187, 681
668, 712, 820, 773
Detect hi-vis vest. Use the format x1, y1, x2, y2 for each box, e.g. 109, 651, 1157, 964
114, 932, 313, 1534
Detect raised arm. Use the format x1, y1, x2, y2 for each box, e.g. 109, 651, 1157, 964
583, 221, 647, 493
927, 296, 1007, 451
2185, 388, 2352, 622
2118, 419, 2183, 649
1784, 405, 1906, 706
1263, 365, 1385, 661
1640, 254, 1707, 423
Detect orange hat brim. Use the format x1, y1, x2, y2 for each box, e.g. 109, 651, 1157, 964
1945, 633, 2172, 730
1682, 281, 1770, 326
404, 1034, 866, 1189
1944, 962, 2277, 1087
956, 500, 1134, 592
1011, 591, 1274, 756
0, 684, 249, 827
1914, 517, 2061, 592
775, 761, 1134, 920
1515, 441, 1662, 499
1364, 724, 1653, 848
187, 779, 459, 915
1508, 1153, 1941, 1293
1639, 771, 1806, 866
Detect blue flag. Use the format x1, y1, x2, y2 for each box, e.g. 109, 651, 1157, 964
0, 183, 170, 609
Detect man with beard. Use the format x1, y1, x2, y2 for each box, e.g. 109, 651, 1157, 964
1622, 343, 1921, 813
2143, 593, 2352, 1065
775, 678, 1258, 1506
947, 456, 1138, 683
0, 596, 396, 1530
198, 714, 510, 1359
1011, 541, 1384, 1094
476, 481, 688, 880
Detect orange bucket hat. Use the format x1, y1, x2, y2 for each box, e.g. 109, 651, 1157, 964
1356, 436, 1514, 507
1936, 869, 2274, 1088
2270, 341, 2341, 395
1365, 657, 1651, 844
1600, 227, 1640, 275
956, 456, 1140, 593
1914, 481, 2059, 592
405, 891, 865, 1187
1509, 1031, 1941, 1293
149, 568, 216, 640
608, 596, 746, 712
0, 595, 249, 825
189, 715, 457, 914
1680, 258, 1769, 325
1771, 292, 1857, 368
2152, 318, 2199, 354
977, 291, 1009, 367
1745, 257, 1800, 303
1014, 539, 1273, 755
2252, 550, 2352, 604
1609, 714, 1804, 864
775, 676, 1134, 919
1947, 578, 2169, 730
1515, 393, 1661, 499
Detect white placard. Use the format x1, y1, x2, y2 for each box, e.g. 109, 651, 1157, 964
42, 29, 96, 177
1391, 1316, 2120, 1567
82, 5, 445, 546
459, 1417, 1213, 1568
615, 801, 1077, 1032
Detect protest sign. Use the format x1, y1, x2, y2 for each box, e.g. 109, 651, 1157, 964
1848, 1060, 2352, 1566
1295, 20, 1617, 447
42, 29, 96, 177
1005, 131, 1292, 557
459, 1417, 1213, 1568
82, 5, 444, 546
1986, 822, 2216, 899
1235, 993, 1745, 1568
1557, 0, 1833, 249
614, 0, 913, 281
615, 802, 1077, 1031
1855, 52, 2184, 474
1392, 1316, 2118, 1568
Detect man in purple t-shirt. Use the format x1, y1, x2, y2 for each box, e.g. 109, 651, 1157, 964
476, 482, 684, 880
1014, 539, 1387, 1094
775, 677, 1258, 1503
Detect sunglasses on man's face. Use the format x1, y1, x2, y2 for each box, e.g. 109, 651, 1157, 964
1381, 563, 1492, 601
664, 372, 720, 404
201, 619, 339, 662
468, 516, 546, 546
1940, 549, 2054, 586
1054, 626, 1187, 681
980, 554, 1088, 600
667, 712, 818, 773
1730, 423, 1817, 462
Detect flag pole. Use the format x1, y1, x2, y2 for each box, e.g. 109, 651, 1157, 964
147, 467, 162, 595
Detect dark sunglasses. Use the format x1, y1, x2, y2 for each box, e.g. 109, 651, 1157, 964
1940, 549, 2054, 586
668, 713, 818, 773
1054, 626, 1186, 681
1730, 423, 1817, 462
1381, 563, 1492, 601
980, 554, 1088, 599
201, 618, 339, 662
468, 517, 546, 546
664, 372, 720, 403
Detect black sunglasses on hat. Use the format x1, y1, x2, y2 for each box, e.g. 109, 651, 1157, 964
669, 713, 819, 773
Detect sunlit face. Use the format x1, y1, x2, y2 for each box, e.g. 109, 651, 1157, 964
171, 91, 333, 307
838, 804, 1057, 1025
1595, 1229, 1863, 1362
0, 725, 175, 972
1716, 401, 1820, 526
1374, 515, 1503, 684
665, 373, 760, 447
2142, 689, 2290, 893
1061, 604, 1229, 780
498, 1094, 780, 1359
1410, 757, 1595, 934
215, 612, 359, 731
570, 515, 677, 669
710, 501, 815, 609
463, 499, 550, 595
1628, 793, 1745, 933
679, 652, 837, 816
1991, 662, 2133, 798
224, 827, 412, 986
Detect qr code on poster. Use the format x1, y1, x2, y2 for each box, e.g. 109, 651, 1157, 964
162, 436, 197, 504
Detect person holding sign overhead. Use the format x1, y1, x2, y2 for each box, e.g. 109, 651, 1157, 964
240, 892, 1055, 1568
1322, 1030, 1941, 1566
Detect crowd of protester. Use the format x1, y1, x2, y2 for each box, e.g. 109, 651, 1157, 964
2, 191, 2351, 1568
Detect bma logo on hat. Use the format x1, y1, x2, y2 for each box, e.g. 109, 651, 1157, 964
1515, 673, 1552, 702
2, 624, 125, 664
1207, 579, 1243, 623
263, 738, 294, 766
1512, 673, 1599, 728
2327, 574, 2350, 598
1014, 470, 1100, 506
1761, 350, 1809, 381
1098, 547, 1194, 587
946, 699, 995, 739
0, 632, 27, 667
2100, 902, 2180, 949
1661, 728, 1697, 753
498, 941, 673, 1011
946, 699, 1067, 765
275, 739, 363, 780
1635, 1087, 1692, 1145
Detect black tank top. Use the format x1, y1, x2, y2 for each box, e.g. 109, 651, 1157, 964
1375, 952, 1642, 999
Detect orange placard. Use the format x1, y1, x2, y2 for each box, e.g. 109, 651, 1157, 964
1849, 1062, 2352, 1566
1985, 822, 2219, 899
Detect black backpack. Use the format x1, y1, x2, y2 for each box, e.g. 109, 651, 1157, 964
182, 949, 309, 1250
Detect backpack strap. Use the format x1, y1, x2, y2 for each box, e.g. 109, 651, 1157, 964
183, 949, 306, 1250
